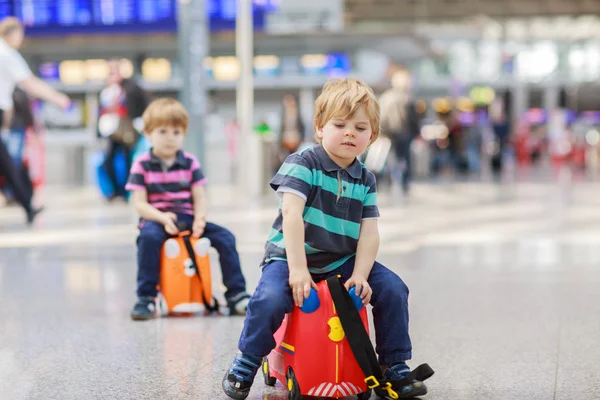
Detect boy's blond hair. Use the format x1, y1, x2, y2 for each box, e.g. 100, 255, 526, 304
142, 98, 189, 134
314, 78, 380, 144
0, 17, 23, 39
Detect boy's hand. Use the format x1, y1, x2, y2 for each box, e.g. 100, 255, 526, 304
162, 212, 179, 235
345, 274, 372, 305
289, 267, 318, 308
192, 216, 206, 238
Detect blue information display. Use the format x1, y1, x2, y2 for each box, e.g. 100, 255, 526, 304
0, 0, 12, 18
3, 0, 276, 35
13, 0, 176, 34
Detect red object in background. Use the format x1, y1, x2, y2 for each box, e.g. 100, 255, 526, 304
0, 127, 45, 192
514, 133, 530, 165
264, 280, 371, 399
571, 144, 586, 168
23, 127, 45, 189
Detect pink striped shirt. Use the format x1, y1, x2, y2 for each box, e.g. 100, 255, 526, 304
126, 150, 206, 215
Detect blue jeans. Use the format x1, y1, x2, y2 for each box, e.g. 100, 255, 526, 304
136, 213, 247, 304
238, 257, 412, 365
4, 129, 25, 165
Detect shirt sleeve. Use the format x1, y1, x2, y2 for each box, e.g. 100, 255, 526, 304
7, 49, 32, 83
277, 186, 308, 202
189, 156, 207, 187
125, 159, 146, 191
270, 153, 312, 200
362, 171, 380, 220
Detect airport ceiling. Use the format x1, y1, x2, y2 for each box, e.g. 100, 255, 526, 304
345, 0, 600, 21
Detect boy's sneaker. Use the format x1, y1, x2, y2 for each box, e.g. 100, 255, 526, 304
227, 293, 251, 316
130, 297, 156, 321
222, 352, 261, 400
382, 362, 428, 399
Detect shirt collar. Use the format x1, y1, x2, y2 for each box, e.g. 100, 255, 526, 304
313, 144, 362, 179
149, 148, 185, 167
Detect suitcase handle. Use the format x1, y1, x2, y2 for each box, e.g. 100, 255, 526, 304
176, 221, 190, 236
327, 275, 433, 398
178, 227, 220, 314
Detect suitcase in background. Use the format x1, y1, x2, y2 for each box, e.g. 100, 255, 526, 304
157, 230, 218, 316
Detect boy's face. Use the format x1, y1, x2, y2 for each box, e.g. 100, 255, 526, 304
146, 125, 185, 159
316, 106, 373, 168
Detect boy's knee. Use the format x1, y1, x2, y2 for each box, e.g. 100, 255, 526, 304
212, 226, 237, 247
138, 225, 167, 247
250, 287, 291, 315
380, 273, 409, 300
392, 273, 409, 294
221, 228, 236, 245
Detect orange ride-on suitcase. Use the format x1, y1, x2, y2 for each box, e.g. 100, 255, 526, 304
156, 227, 219, 316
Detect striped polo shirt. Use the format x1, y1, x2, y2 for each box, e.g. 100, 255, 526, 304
264, 144, 380, 273
125, 150, 206, 215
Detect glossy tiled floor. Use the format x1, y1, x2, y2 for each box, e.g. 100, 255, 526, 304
2, 180, 600, 400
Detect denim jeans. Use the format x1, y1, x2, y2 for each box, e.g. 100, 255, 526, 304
238, 257, 412, 365
136, 213, 247, 303
0, 127, 32, 213
4, 129, 25, 165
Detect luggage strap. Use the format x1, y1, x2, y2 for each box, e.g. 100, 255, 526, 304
326, 275, 433, 399
181, 233, 219, 313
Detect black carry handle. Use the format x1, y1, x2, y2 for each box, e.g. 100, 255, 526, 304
177, 222, 219, 313
326, 276, 434, 399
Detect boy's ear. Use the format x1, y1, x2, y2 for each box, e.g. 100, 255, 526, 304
315, 126, 323, 139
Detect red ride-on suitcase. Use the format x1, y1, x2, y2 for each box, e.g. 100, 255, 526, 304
262, 279, 372, 399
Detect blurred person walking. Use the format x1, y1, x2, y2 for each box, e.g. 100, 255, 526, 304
0, 17, 70, 224
438, 110, 468, 174
490, 104, 511, 175
1, 88, 35, 201
98, 59, 150, 201
379, 70, 420, 194
277, 94, 305, 170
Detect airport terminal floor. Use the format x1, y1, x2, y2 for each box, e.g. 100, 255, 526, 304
2, 172, 600, 400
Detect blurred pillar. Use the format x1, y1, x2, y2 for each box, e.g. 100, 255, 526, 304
544, 86, 559, 112
511, 84, 527, 127
178, 0, 208, 165
299, 88, 315, 141
237, 0, 260, 196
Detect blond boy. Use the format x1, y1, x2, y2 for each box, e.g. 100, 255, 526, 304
223, 79, 428, 399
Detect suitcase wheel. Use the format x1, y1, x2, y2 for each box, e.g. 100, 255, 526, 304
156, 293, 169, 317
262, 357, 277, 386
286, 367, 301, 400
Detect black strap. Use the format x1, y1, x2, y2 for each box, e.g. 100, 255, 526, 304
327, 276, 434, 398
181, 234, 219, 313
326, 276, 385, 387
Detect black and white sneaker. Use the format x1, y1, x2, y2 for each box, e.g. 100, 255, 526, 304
222, 352, 261, 400
130, 297, 156, 321
227, 293, 251, 316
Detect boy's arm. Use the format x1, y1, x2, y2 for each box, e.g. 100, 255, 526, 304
281, 192, 318, 307
131, 190, 178, 234
188, 155, 208, 237
345, 218, 380, 304
191, 185, 208, 237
